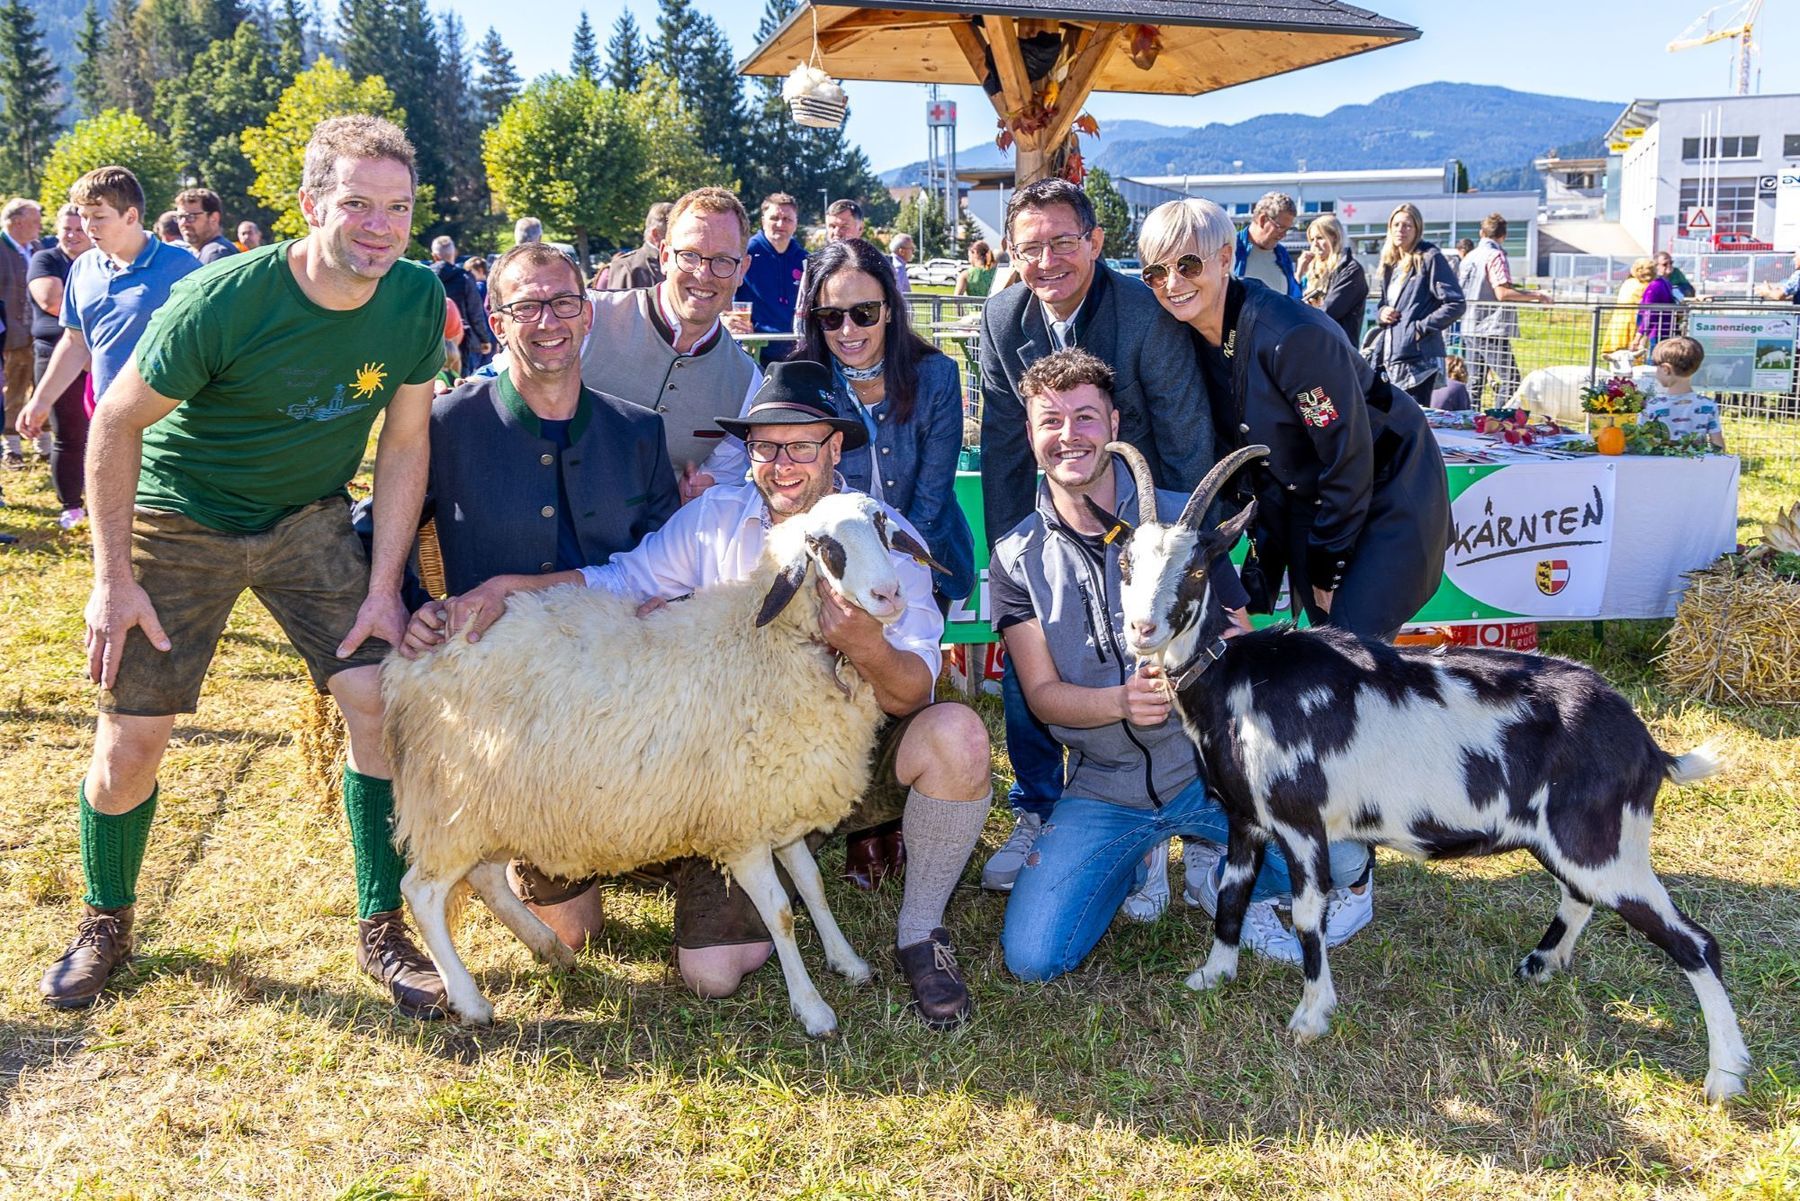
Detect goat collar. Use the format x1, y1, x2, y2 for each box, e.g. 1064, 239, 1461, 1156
1164, 634, 1231, 692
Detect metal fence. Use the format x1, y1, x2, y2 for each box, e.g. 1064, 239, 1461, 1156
1446, 301, 1798, 478
897, 292, 1800, 489
1545, 252, 1796, 301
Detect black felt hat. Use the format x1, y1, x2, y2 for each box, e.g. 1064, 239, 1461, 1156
717, 360, 868, 452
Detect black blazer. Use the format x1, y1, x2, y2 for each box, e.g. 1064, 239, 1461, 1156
977, 265, 1214, 548
1318, 257, 1369, 347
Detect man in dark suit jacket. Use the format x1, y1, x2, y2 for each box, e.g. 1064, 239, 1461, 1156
975, 177, 1216, 893
0, 197, 43, 468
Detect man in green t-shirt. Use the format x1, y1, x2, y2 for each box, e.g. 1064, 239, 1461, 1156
39, 115, 451, 1018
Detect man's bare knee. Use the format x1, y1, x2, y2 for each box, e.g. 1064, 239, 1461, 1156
677, 942, 772, 998
898, 703, 992, 799
88, 714, 175, 813
329, 666, 388, 775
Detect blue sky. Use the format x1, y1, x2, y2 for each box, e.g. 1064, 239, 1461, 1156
442, 1, 1797, 173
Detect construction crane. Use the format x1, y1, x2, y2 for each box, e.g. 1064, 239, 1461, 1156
1668, 0, 1764, 95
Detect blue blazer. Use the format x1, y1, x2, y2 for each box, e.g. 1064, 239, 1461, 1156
836, 349, 976, 602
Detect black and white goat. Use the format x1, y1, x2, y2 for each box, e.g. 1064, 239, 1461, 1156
1102, 441, 1751, 1102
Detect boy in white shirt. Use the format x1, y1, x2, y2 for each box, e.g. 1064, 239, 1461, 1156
1644, 335, 1725, 451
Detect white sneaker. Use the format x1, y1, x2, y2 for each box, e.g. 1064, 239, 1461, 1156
1120, 840, 1171, 923
58, 506, 85, 530
1240, 897, 1303, 964
980, 811, 1044, 892
1323, 875, 1374, 946
1182, 839, 1228, 914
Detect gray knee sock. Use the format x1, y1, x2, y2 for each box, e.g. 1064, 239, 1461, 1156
896, 787, 992, 948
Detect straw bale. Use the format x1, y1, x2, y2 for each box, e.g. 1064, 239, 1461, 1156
1659, 561, 1800, 705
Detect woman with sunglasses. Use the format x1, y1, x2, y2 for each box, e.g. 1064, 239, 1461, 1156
791, 238, 976, 891
1134, 197, 1450, 947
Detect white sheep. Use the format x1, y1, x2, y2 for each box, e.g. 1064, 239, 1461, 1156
381, 491, 940, 1035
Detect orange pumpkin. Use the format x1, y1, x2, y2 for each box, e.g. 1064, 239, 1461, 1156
1595, 426, 1626, 456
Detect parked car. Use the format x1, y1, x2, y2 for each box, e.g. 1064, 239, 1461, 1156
1712, 231, 1774, 252
914, 258, 962, 287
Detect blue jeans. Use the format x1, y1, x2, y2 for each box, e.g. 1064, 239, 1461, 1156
1002, 656, 1063, 820
1001, 778, 1369, 982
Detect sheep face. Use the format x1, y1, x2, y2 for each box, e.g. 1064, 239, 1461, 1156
756, 491, 945, 628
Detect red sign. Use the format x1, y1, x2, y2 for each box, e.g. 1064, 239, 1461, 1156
927, 100, 956, 127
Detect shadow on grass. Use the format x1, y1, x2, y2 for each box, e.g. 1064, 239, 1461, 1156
0, 1018, 87, 1105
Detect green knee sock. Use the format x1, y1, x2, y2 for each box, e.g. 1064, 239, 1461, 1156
343, 768, 406, 920
80, 783, 157, 911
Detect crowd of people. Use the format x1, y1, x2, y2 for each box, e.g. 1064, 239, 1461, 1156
4, 113, 1752, 1030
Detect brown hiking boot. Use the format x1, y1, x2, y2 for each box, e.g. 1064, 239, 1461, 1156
356, 910, 448, 1019
40, 905, 135, 1009
896, 928, 972, 1030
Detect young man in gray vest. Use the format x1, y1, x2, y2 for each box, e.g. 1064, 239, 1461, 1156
580, 187, 759, 503
1457, 213, 1550, 407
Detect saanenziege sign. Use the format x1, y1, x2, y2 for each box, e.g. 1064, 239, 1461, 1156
1442, 460, 1617, 617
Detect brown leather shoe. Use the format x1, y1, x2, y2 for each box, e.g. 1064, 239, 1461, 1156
40, 905, 135, 1009
356, 910, 448, 1019
844, 819, 905, 892
895, 928, 972, 1030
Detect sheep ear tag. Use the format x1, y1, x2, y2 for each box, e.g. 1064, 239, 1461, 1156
886, 527, 950, 575
756, 550, 812, 627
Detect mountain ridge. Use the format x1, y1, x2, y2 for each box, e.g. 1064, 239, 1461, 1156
880, 83, 1622, 195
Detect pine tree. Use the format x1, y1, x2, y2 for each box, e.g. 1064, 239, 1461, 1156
100, 0, 156, 121
0, 0, 62, 195
156, 19, 283, 224
652, 4, 745, 188
473, 28, 521, 130
275, 0, 309, 78
570, 11, 599, 82
604, 11, 646, 93
434, 9, 486, 240
72, 0, 107, 121
1084, 168, 1134, 255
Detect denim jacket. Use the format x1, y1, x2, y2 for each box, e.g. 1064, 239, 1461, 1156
836, 349, 975, 601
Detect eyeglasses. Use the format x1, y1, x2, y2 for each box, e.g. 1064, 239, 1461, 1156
672, 249, 744, 279
1140, 254, 1209, 290
173, 211, 207, 223
745, 439, 827, 464
495, 293, 585, 323
1010, 230, 1094, 264
810, 301, 884, 331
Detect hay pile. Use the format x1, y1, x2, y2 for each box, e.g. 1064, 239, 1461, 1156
1659, 501, 1800, 705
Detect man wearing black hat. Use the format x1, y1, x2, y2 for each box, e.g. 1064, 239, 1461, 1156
402, 361, 994, 1029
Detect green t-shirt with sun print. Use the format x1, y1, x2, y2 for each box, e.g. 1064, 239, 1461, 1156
133, 240, 446, 533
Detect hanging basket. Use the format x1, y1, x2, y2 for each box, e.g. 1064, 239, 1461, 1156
783, 62, 847, 130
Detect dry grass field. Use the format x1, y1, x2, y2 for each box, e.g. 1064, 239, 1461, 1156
2, 457, 1797, 1200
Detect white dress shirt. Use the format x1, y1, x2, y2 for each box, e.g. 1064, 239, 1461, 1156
580, 480, 944, 676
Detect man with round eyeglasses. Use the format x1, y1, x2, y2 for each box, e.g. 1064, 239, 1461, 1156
580, 187, 763, 505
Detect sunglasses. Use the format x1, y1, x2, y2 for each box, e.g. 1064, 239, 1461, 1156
1140, 254, 1209, 290
810, 301, 885, 331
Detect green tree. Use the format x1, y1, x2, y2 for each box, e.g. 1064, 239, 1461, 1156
73, 0, 108, 120
341, 0, 445, 233
570, 11, 598, 82
604, 10, 646, 93
241, 57, 433, 239
893, 188, 950, 259
483, 73, 649, 270
632, 67, 727, 203
156, 20, 283, 225
40, 108, 182, 216
433, 9, 485, 239
0, 0, 63, 196
472, 27, 521, 130
274, 0, 309, 78
1084, 168, 1134, 256
99, 0, 156, 121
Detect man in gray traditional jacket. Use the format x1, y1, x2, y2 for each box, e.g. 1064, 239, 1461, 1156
581, 187, 761, 503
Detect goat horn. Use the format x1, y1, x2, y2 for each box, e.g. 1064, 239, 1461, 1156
1103, 441, 1158, 527
1176, 444, 1272, 529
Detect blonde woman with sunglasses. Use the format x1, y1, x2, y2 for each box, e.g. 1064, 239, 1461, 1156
1299, 214, 1368, 347
1133, 196, 1452, 947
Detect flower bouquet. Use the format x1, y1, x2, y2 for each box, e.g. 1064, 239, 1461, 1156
1579, 376, 1646, 433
